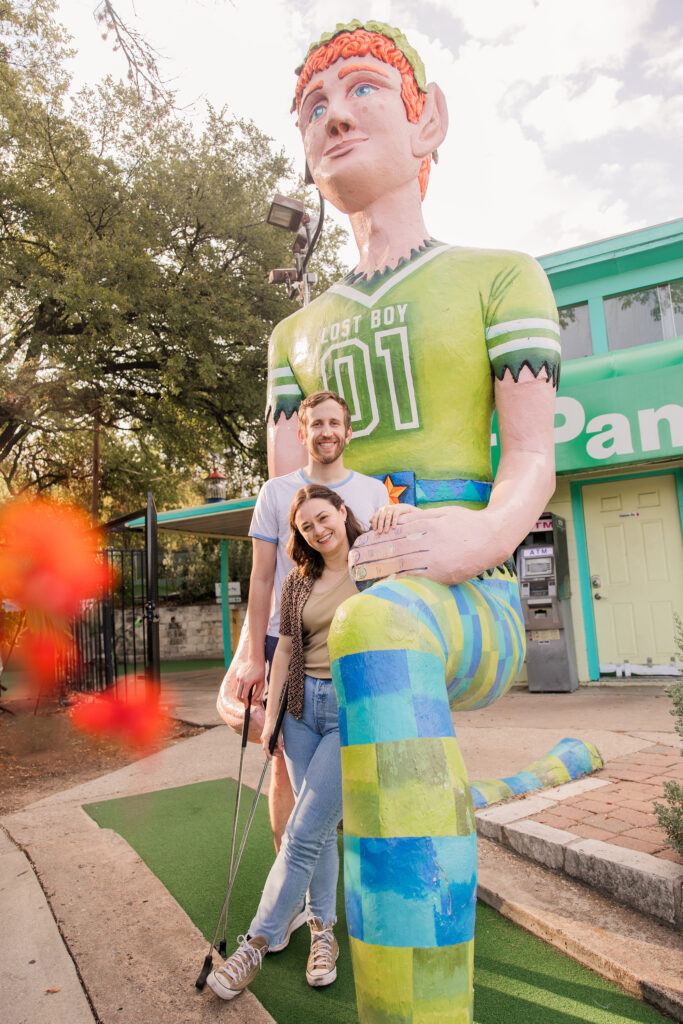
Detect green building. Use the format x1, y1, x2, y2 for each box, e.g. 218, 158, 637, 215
532, 218, 683, 681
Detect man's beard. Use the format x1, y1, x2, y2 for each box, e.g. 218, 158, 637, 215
312, 436, 345, 464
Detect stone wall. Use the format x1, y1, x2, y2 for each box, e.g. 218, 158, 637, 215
112, 603, 246, 661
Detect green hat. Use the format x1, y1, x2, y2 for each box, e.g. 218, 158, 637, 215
293, 19, 427, 110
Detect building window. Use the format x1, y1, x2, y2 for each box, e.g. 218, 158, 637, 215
558, 301, 593, 359
604, 278, 683, 351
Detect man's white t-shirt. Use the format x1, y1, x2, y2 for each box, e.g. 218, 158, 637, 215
249, 468, 389, 637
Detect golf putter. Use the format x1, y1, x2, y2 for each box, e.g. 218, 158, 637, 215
217, 682, 256, 958
195, 684, 254, 988
195, 682, 289, 990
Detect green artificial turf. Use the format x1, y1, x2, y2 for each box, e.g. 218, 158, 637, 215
84, 779, 669, 1024
161, 658, 226, 673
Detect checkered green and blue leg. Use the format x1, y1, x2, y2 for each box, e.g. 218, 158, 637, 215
328, 570, 525, 1023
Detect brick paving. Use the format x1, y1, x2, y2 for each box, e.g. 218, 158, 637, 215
529, 742, 683, 863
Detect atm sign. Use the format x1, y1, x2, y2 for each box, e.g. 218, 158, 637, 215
522, 547, 552, 557
534, 518, 553, 531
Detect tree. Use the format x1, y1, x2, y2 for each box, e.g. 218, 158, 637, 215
0, 0, 346, 515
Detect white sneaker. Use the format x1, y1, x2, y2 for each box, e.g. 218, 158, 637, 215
306, 917, 338, 987
206, 934, 268, 1000
269, 904, 308, 953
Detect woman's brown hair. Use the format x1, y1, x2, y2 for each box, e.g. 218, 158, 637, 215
286, 485, 364, 579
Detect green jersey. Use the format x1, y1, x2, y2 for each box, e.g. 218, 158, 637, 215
268, 240, 559, 507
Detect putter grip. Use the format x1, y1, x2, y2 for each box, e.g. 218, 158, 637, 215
268, 684, 289, 756
242, 685, 255, 748
195, 953, 213, 989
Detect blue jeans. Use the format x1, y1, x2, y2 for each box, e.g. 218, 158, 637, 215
248, 675, 342, 945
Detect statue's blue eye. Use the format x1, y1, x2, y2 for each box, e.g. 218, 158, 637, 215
353, 84, 376, 98
310, 103, 325, 122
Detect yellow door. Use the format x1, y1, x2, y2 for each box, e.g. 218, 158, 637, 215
583, 474, 683, 668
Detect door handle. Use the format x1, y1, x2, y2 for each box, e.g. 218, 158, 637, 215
594, 592, 604, 600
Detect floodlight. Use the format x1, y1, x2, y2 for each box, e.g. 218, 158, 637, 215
266, 190, 325, 306
266, 195, 305, 233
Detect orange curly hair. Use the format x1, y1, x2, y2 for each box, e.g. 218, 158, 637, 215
295, 29, 432, 200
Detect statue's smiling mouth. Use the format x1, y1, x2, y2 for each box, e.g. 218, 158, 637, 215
324, 137, 367, 158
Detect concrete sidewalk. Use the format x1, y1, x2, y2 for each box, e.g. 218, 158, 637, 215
2, 678, 682, 1023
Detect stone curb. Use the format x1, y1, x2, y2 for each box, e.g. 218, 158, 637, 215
475, 777, 683, 928
476, 854, 683, 1024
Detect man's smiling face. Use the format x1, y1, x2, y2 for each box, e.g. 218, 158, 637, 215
298, 54, 424, 214
298, 397, 351, 465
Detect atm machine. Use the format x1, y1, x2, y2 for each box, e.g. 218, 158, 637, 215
516, 513, 579, 692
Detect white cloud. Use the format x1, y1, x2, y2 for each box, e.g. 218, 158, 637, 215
624, 159, 682, 206
425, 0, 657, 77
425, 108, 639, 255
521, 75, 663, 148
643, 29, 683, 83
424, 0, 537, 42
55, 0, 681, 264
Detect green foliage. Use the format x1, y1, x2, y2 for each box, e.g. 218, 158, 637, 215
0, 0, 347, 514
158, 537, 253, 605
653, 780, 683, 857
653, 613, 683, 857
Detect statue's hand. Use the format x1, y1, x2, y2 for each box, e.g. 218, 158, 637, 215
349, 506, 503, 587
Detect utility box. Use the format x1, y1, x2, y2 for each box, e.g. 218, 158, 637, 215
517, 514, 579, 692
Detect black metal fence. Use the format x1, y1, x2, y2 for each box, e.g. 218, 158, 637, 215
57, 494, 160, 695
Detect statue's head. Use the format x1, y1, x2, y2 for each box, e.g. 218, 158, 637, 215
293, 20, 447, 214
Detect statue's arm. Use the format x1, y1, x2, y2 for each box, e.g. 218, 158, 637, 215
267, 410, 306, 478
266, 318, 306, 477
485, 366, 556, 551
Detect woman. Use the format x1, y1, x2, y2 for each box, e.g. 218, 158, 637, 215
208, 485, 400, 1001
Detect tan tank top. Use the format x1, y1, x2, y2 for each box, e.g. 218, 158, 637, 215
302, 571, 358, 677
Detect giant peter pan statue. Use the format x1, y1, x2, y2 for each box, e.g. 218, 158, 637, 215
269, 20, 559, 1023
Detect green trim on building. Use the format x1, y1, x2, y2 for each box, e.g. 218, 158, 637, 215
221, 539, 231, 669
570, 481, 598, 680
127, 497, 256, 530
540, 219, 683, 290
560, 335, 683, 387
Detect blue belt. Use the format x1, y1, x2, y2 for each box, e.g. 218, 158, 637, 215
372, 472, 514, 578
373, 472, 492, 507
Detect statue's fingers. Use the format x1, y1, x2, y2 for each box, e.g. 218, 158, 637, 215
351, 551, 429, 583
351, 557, 401, 582
350, 531, 428, 565
386, 551, 432, 578
353, 522, 418, 550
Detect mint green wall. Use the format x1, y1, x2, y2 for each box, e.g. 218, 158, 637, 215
539, 219, 683, 362
536, 220, 683, 681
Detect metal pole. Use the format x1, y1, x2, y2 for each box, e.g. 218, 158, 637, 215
91, 413, 100, 526
145, 493, 161, 695
221, 539, 231, 669
102, 550, 114, 690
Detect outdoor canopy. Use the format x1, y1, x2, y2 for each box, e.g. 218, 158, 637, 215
127, 496, 257, 666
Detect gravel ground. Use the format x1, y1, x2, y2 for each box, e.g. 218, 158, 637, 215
0, 694, 205, 816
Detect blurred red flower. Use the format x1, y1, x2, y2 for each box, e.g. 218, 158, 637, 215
0, 498, 110, 619
16, 629, 70, 688
70, 686, 171, 749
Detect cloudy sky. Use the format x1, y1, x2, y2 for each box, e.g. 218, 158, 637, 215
58, 0, 683, 269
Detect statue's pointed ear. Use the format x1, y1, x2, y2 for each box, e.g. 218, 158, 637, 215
411, 83, 448, 159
